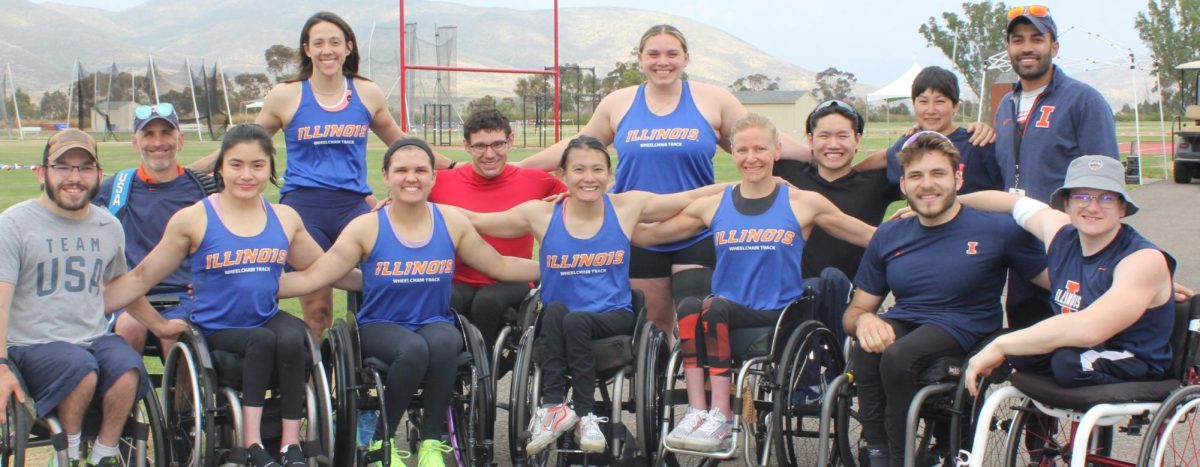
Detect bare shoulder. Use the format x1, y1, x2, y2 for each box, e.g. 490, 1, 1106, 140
264, 81, 302, 106
689, 81, 740, 106
168, 202, 208, 237
352, 77, 387, 109
271, 203, 304, 230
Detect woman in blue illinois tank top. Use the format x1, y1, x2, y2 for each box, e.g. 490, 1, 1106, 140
457, 136, 730, 455
513, 25, 815, 345
633, 115, 875, 452
963, 156, 1179, 395
277, 138, 538, 465
104, 125, 331, 467
188, 13, 449, 342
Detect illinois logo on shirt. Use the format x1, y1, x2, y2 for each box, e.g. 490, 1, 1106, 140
965, 241, 979, 255
1054, 280, 1082, 314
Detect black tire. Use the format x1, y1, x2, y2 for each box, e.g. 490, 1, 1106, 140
772, 324, 843, 466
1174, 160, 1193, 184
114, 389, 171, 467
322, 322, 358, 466
1003, 401, 1077, 466
1137, 384, 1200, 466
508, 327, 539, 465
458, 320, 495, 466
834, 382, 866, 467
634, 325, 668, 462
163, 331, 215, 467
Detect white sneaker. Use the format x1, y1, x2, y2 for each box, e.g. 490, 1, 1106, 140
525, 403, 578, 455
664, 406, 707, 449
576, 413, 609, 453
685, 409, 733, 452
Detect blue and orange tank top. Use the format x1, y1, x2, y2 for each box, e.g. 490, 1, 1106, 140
358, 204, 457, 330
190, 195, 289, 334
613, 81, 718, 251
711, 185, 806, 310
539, 195, 632, 313
1048, 224, 1175, 374
283, 76, 373, 195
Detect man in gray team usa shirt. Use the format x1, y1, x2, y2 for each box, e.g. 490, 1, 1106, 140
0, 129, 186, 466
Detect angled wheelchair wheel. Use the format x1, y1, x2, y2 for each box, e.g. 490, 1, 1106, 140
1138, 384, 1200, 467
323, 320, 360, 466
834, 380, 867, 467
113, 388, 170, 467
772, 323, 843, 466
508, 326, 539, 465
163, 329, 215, 467
634, 325, 669, 463
451, 319, 494, 466
1003, 400, 1077, 466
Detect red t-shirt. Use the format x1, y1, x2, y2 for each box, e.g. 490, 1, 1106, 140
430, 164, 566, 286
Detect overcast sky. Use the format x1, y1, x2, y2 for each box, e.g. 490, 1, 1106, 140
35, 0, 1153, 84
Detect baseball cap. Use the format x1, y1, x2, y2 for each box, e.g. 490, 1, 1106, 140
1050, 156, 1139, 216
42, 128, 99, 165
133, 103, 180, 132
1006, 5, 1058, 40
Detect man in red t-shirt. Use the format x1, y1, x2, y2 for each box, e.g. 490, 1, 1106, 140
430, 108, 566, 350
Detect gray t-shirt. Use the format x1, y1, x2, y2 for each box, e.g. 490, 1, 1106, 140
0, 200, 126, 346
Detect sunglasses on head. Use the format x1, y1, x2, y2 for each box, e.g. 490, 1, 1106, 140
1007, 5, 1050, 20
135, 103, 176, 120
902, 130, 953, 149
815, 99, 858, 116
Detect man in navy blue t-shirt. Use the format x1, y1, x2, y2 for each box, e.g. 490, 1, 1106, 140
995, 7, 1119, 331
92, 104, 215, 354
843, 133, 1047, 466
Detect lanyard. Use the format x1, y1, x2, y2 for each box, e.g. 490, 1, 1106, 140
1011, 93, 1023, 190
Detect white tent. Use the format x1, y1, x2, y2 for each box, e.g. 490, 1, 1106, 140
868, 63, 924, 103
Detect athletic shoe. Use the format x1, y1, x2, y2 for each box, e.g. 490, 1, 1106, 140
664, 406, 707, 449
280, 444, 307, 466
367, 438, 411, 466
576, 413, 609, 453
863, 445, 889, 467
525, 403, 578, 455
417, 439, 453, 467
247, 443, 283, 467
684, 409, 733, 452
45, 457, 80, 467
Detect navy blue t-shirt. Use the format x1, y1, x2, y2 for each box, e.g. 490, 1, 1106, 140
93, 171, 208, 295
1047, 224, 1175, 374
887, 126, 1004, 194
854, 206, 1046, 350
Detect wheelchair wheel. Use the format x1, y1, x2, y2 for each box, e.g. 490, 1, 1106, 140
1138, 384, 1200, 466
508, 326, 539, 465
948, 378, 1017, 466
113, 389, 170, 467
321, 321, 356, 466
634, 325, 669, 462
162, 331, 215, 466
1003, 401, 1077, 466
451, 319, 494, 466
772, 323, 842, 465
833, 381, 867, 467
303, 332, 335, 466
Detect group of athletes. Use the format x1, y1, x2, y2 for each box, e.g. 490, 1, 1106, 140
0, 5, 1189, 467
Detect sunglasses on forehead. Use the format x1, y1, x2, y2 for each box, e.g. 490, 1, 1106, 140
135, 103, 176, 120
1007, 4, 1050, 20
815, 99, 858, 116
901, 130, 953, 149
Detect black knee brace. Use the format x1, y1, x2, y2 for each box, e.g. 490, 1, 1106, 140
671, 267, 713, 303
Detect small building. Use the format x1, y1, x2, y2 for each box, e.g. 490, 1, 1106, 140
733, 90, 818, 138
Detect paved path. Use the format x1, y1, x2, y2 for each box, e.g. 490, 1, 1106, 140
1124, 178, 1200, 286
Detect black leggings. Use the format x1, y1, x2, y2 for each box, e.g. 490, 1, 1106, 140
536, 302, 635, 416
359, 321, 463, 440
451, 281, 532, 350
206, 313, 309, 420
851, 320, 964, 467
677, 297, 780, 376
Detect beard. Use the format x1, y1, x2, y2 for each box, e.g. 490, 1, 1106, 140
1010, 53, 1053, 82
907, 189, 957, 220
44, 180, 100, 211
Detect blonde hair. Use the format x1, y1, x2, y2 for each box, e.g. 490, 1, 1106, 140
731, 113, 780, 146
638, 24, 689, 54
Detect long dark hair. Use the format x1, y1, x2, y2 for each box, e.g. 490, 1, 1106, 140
288, 12, 368, 83
214, 124, 279, 190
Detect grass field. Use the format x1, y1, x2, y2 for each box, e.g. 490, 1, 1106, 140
0, 121, 1176, 323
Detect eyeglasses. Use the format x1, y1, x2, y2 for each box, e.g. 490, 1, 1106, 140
46, 163, 99, 176
902, 130, 953, 149
467, 141, 509, 154
1007, 5, 1050, 20
135, 103, 176, 120
1069, 193, 1121, 209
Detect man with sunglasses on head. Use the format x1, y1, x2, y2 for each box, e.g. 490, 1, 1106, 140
844, 132, 1047, 467
0, 130, 186, 467
427, 108, 565, 352
92, 103, 217, 355
995, 5, 1119, 330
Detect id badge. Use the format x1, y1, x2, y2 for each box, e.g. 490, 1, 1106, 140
1008, 187, 1026, 196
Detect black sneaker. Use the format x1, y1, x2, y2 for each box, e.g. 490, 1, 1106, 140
86, 457, 118, 467
247, 444, 283, 467
865, 445, 889, 467
281, 444, 307, 467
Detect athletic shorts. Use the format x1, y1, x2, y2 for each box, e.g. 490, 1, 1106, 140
629, 235, 716, 279
107, 294, 195, 331
8, 335, 149, 417
280, 187, 372, 250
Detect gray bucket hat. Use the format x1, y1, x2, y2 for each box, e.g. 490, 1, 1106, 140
1049, 155, 1139, 216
